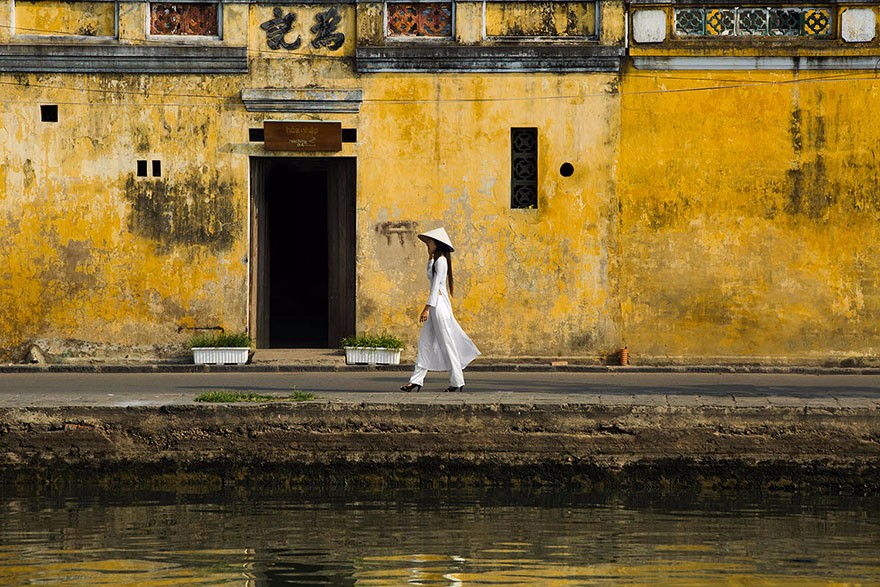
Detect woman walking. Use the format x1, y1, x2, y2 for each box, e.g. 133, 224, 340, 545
401, 227, 480, 392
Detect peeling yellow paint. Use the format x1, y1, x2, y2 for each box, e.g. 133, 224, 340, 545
14, 0, 116, 37
486, 1, 596, 37
356, 72, 620, 357
618, 68, 880, 359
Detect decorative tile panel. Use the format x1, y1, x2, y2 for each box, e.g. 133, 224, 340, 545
675, 7, 833, 37
705, 9, 734, 35
841, 8, 877, 43
633, 9, 667, 43
387, 3, 452, 37
737, 9, 767, 35
675, 9, 704, 35
803, 9, 832, 35
769, 9, 802, 36
150, 3, 219, 36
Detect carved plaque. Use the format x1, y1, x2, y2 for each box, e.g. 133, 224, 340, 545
263, 121, 342, 152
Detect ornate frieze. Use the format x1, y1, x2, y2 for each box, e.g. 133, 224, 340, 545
674, 7, 833, 37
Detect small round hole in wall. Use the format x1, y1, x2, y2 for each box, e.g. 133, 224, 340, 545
560, 163, 574, 177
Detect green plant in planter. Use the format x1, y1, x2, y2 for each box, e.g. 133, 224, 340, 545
189, 331, 252, 348
340, 332, 404, 350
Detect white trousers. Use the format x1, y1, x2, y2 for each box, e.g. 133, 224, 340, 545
408, 317, 465, 388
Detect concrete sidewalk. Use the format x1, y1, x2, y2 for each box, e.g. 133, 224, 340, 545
1, 369, 879, 408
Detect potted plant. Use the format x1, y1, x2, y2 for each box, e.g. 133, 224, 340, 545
341, 332, 404, 365
189, 331, 252, 365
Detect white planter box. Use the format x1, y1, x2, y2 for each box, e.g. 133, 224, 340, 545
344, 346, 401, 365
192, 347, 251, 365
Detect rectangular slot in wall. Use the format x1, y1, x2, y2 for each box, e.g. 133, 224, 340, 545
40, 104, 58, 122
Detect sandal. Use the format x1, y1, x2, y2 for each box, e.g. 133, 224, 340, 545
400, 383, 422, 392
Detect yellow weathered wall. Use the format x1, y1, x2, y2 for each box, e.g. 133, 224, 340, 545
1, 0, 624, 360
4, 0, 877, 363
0, 3, 253, 359
355, 74, 621, 357
617, 68, 880, 360
485, 1, 596, 37
14, 0, 116, 37
0, 75, 251, 358
0, 1, 362, 360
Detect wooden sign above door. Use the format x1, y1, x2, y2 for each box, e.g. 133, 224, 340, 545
263, 120, 342, 152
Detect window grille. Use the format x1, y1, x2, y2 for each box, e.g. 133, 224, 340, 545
511, 128, 538, 209
675, 7, 832, 37
150, 2, 220, 36
386, 3, 453, 37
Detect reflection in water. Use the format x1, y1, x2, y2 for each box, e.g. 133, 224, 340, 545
0, 489, 879, 586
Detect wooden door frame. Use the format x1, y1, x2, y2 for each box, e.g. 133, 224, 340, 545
248, 157, 271, 349
248, 156, 356, 349
326, 157, 357, 347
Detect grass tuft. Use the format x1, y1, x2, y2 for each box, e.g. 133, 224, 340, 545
189, 331, 252, 348
195, 388, 316, 403
340, 331, 404, 350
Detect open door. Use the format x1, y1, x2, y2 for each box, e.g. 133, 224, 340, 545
249, 157, 355, 348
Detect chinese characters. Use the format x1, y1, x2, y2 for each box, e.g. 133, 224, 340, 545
260, 7, 346, 51
311, 7, 345, 50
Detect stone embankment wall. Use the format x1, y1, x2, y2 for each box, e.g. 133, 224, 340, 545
2, 404, 879, 493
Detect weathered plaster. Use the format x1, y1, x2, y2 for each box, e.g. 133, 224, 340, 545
0, 72, 250, 360
355, 73, 621, 357
617, 69, 880, 359
841, 8, 877, 43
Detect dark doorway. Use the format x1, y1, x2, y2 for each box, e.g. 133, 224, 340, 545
250, 157, 356, 348
268, 163, 327, 346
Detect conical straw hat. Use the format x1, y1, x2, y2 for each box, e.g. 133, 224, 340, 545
417, 227, 455, 251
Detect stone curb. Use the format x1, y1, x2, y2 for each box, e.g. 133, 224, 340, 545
2, 363, 880, 375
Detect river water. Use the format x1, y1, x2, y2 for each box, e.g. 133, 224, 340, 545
1, 488, 879, 586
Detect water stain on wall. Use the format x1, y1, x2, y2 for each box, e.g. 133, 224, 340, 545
22, 159, 35, 190
123, 170, 239, 252
644, 197, 691, 230
43, 239, 97, 288
133, 128, 151, 153
786, 107, 831, 219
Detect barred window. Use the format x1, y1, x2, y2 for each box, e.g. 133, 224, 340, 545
511, 128, 538, 209
150, 2, 220, 36
386, 2, 453, 37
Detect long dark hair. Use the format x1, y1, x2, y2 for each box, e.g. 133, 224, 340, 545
432, 241, 454, 296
